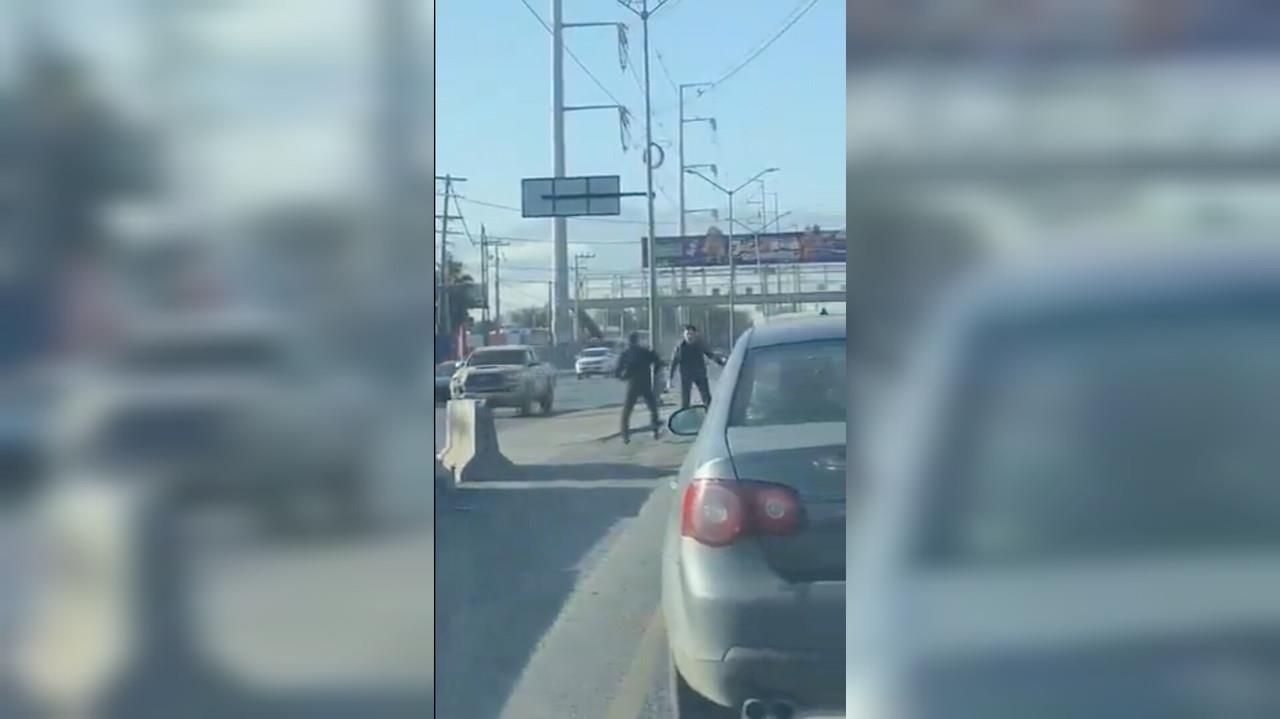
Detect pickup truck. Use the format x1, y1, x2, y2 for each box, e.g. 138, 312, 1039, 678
450, 345, 556, 415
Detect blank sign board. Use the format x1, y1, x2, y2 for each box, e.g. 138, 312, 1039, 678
521, 175, 622, 218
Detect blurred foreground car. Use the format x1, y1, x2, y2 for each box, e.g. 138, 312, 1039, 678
664, 316, 846, 718
849, 248, 1280, 719
450, 345, 556, 415
52, 312, 382, 530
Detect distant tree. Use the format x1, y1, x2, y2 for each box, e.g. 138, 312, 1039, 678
435, 259, 482, 335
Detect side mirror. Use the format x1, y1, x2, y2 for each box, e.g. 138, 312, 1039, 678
667, 405, 708, 437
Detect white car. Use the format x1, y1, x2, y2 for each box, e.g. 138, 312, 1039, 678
574, 347, 619, 379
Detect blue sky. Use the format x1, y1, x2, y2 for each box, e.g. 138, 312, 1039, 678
435, 0, 846, 308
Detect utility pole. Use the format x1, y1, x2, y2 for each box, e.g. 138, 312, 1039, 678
491, 239, 510, 325
573, 252, 595, 343
551, 3, 628, 353
550, 0, 570, 350
479, 225, 490, 323
616, 0, 675, 349
435, 175, 467, 344
678, 82, 714, 298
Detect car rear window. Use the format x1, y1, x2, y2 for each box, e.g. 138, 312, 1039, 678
919, 304, 1280, 566
728, 339, 846, 427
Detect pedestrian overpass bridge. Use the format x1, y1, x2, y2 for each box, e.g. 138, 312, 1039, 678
577, 289, 846, 310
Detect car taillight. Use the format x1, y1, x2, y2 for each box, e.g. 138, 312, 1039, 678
681, 479, 803, 547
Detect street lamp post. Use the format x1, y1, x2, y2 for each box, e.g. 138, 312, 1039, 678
730, 211, 793, 302
685, 167, 779, 344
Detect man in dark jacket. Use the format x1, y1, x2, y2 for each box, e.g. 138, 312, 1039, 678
615, 332, 663, 443
669, 325, 726, 409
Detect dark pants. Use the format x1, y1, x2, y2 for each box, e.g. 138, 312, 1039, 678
622, 382, 659, 439
680, 373, 712, 409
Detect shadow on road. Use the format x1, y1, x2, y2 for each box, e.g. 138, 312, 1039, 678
435, 487, 651, 719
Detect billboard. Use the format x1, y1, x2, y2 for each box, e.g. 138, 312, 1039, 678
643, 227, 846, 268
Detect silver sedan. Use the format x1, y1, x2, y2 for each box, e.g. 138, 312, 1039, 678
663, 315, 846, 718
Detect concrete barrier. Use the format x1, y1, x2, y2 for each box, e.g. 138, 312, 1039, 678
435, 399, 516, 486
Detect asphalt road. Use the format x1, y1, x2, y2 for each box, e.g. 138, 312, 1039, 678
433, 372, 638, 450
434, 371, 705, 719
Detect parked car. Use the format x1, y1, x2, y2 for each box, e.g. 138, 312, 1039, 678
663, 315, 846, 718
848, 247, 1280, 719
434, 361, 459, 403
450, 345, 556, 415
575, 347, 618, 378
50, 311, 383, 530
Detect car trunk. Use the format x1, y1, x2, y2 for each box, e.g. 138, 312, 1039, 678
904, 558, 1280, 719
727, 422, 847, 582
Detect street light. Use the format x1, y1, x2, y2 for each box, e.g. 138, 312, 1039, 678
730, 211, 793, 302
684, 166, 779, 344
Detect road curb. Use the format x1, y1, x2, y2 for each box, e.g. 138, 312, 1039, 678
497, 484, 673, 719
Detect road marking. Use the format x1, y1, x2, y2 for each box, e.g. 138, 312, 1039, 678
455, 479, 662, 490
604, 608, 666, 719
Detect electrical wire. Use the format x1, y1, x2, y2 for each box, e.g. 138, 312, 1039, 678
518, 0, 627, 107
457, 196, 678, 227
705, 0, 822, 94
655, 50, 680, 94
491, 235, 640, 246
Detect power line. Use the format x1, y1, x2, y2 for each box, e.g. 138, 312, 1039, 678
706, 0, 822, 93
457, 196, 678, 227
518, 0, 625, 107
655, 50, 680, 94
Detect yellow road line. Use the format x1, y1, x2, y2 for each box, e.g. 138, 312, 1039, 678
605, 608, 667, 719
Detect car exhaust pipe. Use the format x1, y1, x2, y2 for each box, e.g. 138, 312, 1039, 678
741, 697, 797, 719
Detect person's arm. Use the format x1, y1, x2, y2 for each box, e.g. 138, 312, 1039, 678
668, 344, 680, 380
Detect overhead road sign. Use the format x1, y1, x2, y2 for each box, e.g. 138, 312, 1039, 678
520, 175, 648, 218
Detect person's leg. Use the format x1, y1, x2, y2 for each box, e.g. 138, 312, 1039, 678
695, 375, 712, 406
643, 385, 660, 436
680, 373, 693, 409
621, 384, 638, 442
